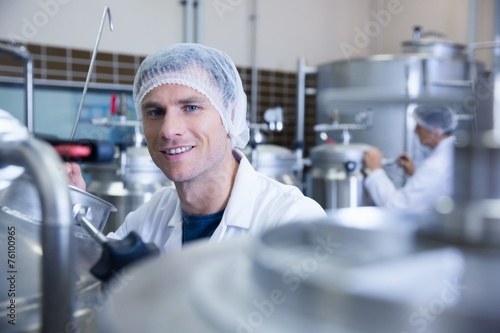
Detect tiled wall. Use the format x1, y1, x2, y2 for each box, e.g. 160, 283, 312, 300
0, 41, 144, 85
0, 40, 318, 154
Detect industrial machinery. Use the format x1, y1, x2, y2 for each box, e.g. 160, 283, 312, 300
100, 198, 500, 333
242, 143, 301, 187
0, 110, 159, 333
245, 107, 302, 189
314, 28, 479, 156
305, 115, 376, 210
302, 28, 486, 209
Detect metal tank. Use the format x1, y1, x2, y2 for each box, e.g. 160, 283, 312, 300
306, 141, 374, 210
0, 111, 111, 333
0, 176, 114, 333
241, 144, 301, 189
243, 107, 303, 190
304, 29, 485, 209
315, 30, 480, 161
99, 207, 500, 333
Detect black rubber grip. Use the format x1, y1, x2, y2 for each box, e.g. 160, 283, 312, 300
90, 232, 160, 282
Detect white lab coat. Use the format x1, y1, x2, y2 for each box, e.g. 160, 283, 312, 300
107, 150, 326, 252
364, 136, 455, 213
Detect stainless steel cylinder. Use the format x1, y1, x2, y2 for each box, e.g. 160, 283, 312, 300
425, 130, 500, 245
242, 144, 302, 189
306, 143, 373, 210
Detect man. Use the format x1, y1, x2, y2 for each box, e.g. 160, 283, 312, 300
363, 104, 457, 213
68, 43, 325, 252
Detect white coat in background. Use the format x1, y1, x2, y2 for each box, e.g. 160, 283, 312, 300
363, 136, 455, 213
107, 150, 326, 252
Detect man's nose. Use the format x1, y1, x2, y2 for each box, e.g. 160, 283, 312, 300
160, 112, 185, 139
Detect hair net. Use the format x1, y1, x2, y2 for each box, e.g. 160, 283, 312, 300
133, 43, 249, 149
413, 105, 458, 134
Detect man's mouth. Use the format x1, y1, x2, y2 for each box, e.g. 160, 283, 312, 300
163, 146, 194, 155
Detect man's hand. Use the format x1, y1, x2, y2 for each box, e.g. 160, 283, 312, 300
65, 162, 86, 190
398, 152, 415, 176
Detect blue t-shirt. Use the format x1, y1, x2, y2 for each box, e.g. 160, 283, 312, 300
181, 209, 225, 244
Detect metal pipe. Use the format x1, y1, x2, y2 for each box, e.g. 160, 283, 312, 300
250, 0, 259, 126
24, 56, 34, 132
295, 57, 316, 189
70, 6, 114, 139
0, 135, 75, 333
296, 58, 306, 146
296, 58, 317, 146
405, 60, 423, 155
194, 0, 201, 43
0, 42, 34, 132
375, 0, 384, 55
248, 0, 259, 168
468, 0, 478, 49
493, 0, 500, 133
182, 0, 195, 43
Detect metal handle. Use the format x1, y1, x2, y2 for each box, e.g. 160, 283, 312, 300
429, 80, 472, 87
0, 42, 34, 132
0, 135, 75, 333
75, 211, 109, 245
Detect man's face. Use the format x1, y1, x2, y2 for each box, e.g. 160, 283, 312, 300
140, 84, 231, 183
414, 124, 439, 149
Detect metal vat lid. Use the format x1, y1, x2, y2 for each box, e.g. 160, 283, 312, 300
106, 211, 499, 333
401, 30, 466, 58
310, 143, 373, 164
241, 144, 297, 166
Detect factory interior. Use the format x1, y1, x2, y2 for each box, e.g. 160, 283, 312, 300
1, 0, 499, 332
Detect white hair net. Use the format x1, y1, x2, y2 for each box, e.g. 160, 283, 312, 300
413, 105, 458, 134
133, 43, 249, 149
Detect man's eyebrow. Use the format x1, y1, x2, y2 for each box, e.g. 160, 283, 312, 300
177, 96, 208, 104
141, 96, 209, 109
141, 101, 162, 109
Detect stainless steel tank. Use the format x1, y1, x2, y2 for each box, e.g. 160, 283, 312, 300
314, 31, 483, 188
0, 111, 115, 333
306, 142, 374, 209
241, 144, 302, 189
429, 129, 500, 245
85, 146, 171, 234
99, 207, 500, 333
0, 177, 113, 333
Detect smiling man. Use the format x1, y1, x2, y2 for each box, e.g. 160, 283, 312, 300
93, 43, 326, 251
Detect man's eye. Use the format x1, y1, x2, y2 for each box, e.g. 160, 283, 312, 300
145, 109, 164, 117
185, 105, 199, 112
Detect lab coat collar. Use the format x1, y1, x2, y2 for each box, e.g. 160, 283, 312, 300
163, 198, 183, 252
218, 149, 257, 231
433, 135, 455, 155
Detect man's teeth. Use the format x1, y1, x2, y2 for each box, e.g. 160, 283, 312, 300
167, 147, 191, 155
